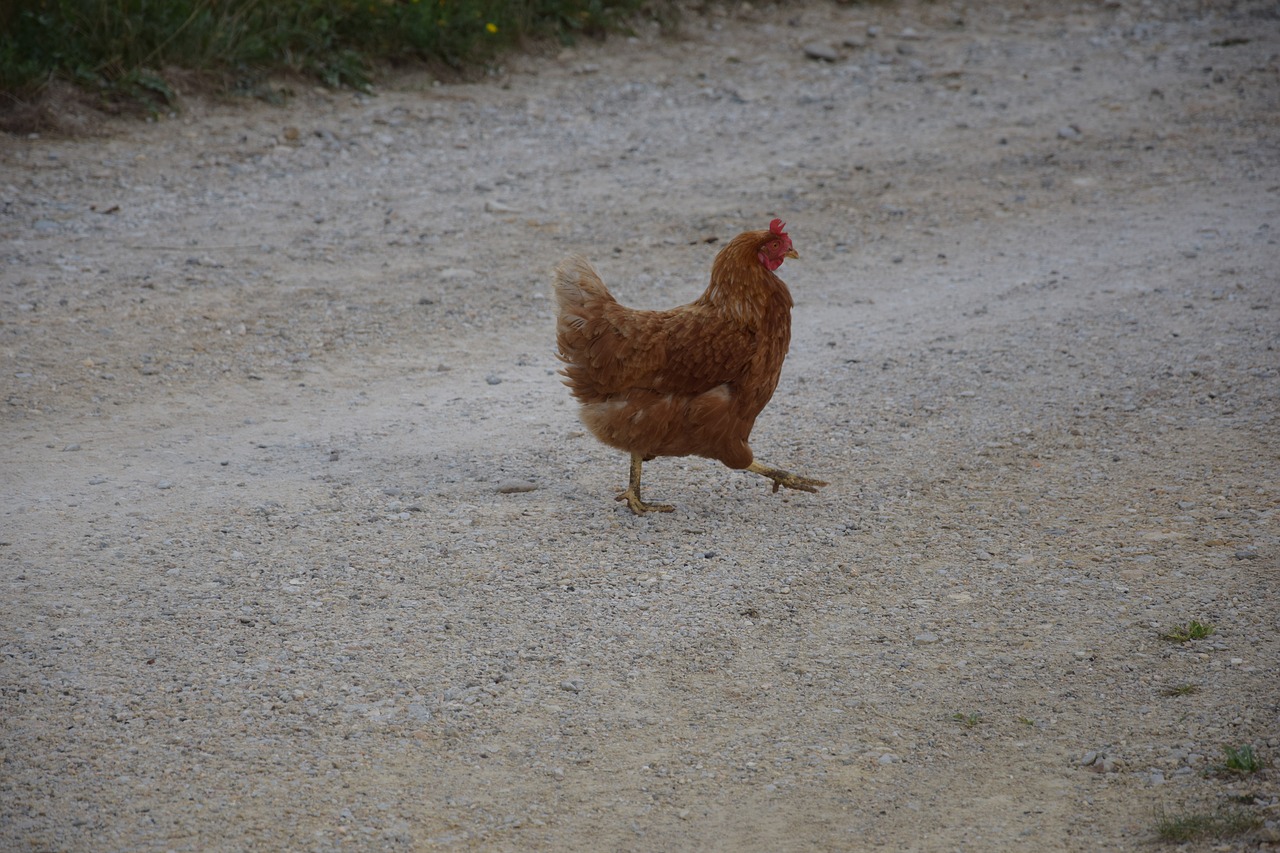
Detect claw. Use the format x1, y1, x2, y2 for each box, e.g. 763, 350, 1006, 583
617, 452, 675, 515
747, 461, 828, 495
616, 489, 675, 514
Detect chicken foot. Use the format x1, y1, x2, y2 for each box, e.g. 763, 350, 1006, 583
617, 452, 675, 515
746, 460, 829, 495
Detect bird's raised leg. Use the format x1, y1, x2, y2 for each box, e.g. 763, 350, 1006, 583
616, 452, 674, 514
747, 460, 829, 495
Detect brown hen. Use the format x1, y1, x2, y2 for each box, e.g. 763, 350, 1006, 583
553, 219, 827, 514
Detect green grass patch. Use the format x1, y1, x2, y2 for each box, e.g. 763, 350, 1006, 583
1220, 744, 1264, 775
1153, 804, 1261, 843
1, 0, 660, 105
1160, 620, 1215, 643
950, 712, 982, 728
1162, 682, 1200, 696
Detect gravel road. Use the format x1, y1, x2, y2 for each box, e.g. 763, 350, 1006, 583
2, 0, 1278, 849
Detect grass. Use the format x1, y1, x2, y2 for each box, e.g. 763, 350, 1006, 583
0, 0, 662, 109
1163, 682, 1200, 696
1159, 620, 1215, 643
1153, 804, 1261, 843
1220, 744, 1264, 774
950, 712, 982, 728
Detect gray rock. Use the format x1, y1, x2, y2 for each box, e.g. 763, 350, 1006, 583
804, 43, 840, 63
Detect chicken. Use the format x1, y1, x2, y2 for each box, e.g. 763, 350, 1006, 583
553, 219, 827, 514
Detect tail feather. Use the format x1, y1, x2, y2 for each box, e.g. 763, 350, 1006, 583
553, 255, 615, 368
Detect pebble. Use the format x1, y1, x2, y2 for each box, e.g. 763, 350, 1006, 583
1058, 125, 1082, 140
878, 753, 901, 765
803, 43, 840, 62
495, 480, 537, 494
913, 632, 940, 645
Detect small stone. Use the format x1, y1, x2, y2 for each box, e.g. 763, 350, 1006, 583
486, 375, 502, 385
496, 480, 537, 494
559, 679, 583, 693
878, 753, 900, 765
484, 200, 520, 214
1080, 750, 1099, 766
1058, 125, 1082, 140
803, 43, 840, 62
62, 443, 81, 452
157, 481, 172, 490
913, 632, 940, 645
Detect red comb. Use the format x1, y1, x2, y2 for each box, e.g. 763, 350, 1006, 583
769, 218, 787, 235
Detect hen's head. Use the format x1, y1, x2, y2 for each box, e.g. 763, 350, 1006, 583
756, 219, 799, 272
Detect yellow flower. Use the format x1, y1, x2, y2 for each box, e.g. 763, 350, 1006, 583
485, 22, 498, 34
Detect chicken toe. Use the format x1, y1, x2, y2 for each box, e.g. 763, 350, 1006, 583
617, 453, 675, 514
616, 489, 675, 515
746, 461, 829, 495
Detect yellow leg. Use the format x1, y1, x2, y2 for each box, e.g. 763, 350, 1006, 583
747, 460, 828, 495
616, 453, 674, 514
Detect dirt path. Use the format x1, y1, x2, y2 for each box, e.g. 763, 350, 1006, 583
3, 0, 1278, 849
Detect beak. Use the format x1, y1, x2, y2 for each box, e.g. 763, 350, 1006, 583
785, 248, 799, 260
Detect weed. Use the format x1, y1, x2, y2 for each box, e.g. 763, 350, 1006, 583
1221, 744, 1264, 774
1163, 683, 1200, 696
951, 712, 982, 728
1153, 804, 1260, 843
1160, 620, 1215, 642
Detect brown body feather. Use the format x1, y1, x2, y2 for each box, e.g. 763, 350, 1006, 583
553, 229, 793, 471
